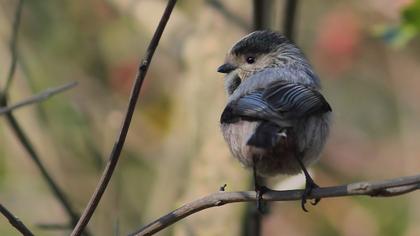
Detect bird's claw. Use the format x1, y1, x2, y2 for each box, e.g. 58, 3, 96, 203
301, 178, 320, 212
255, 185, 270, 213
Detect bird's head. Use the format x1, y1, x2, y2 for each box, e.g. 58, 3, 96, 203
217, 30, 305, 80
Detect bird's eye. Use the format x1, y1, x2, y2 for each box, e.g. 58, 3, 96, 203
246, 56, 255, 64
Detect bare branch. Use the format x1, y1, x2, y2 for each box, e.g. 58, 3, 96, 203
70, 0, 178, 235
0, 81, 77, 115
3, 0, 24, 93
36, 223, 71, 230
0, 0, 88, 234
0, 111, 87, 234
0, 203, 34, 236
253, 0, 268, 30
130, 174, 420, 236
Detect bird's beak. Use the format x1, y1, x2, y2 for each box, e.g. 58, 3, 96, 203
217, 63, 237, 74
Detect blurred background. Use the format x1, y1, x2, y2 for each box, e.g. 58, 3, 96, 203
1, 0, 420, 235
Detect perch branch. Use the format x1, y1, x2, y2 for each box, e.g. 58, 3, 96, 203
130, 174, 420, 236
0, 203, 34, 236
0, 81, 77, 115
70, 0, 177, 235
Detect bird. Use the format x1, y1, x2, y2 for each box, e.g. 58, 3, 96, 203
217, 30, 332, 212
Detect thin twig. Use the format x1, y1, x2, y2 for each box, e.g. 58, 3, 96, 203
0, 203, 34, 236
0, 81, 77, 115
3, 0, 24, 93
36, 223, 71, 230
70, 0, 177, 235
283, 0, 299, 40
253, 0, 265, 30
130, 174, 420, 236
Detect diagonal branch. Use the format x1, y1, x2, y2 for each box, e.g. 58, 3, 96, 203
0, 0, 89, 234
130, 174, 420, 236
0, 203, 34, 236
0, 81, 77, 115
0, 110, 86, 233
70, 0, 178, 235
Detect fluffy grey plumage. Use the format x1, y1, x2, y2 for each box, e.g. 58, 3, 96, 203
218, 30, 331, 180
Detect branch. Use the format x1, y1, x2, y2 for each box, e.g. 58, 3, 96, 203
0, 110, 87, 234
0, 0, 88, 234
0, 203, 34, 236
36, 223, 71, 230
253, 0, 267, 30
130, 174, 420, 236
0, 81, 77, 115
3, 0, 24, 93
70, 0, 177, 235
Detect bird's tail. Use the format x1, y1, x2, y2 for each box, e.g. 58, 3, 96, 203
246, 122, 286, 148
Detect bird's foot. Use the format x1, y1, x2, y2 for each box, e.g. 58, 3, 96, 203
301, 178, 320, 212
255, 185, 271, 214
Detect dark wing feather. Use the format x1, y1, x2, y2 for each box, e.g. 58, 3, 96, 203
220, 81, 331, 124
220, 91, 281, 124
263, 82, 331, 119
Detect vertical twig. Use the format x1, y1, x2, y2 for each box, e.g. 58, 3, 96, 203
283, 0, 299, 40
3, 0, 24, 93
253, 0, 264, 30
70, 0, 178, 235
253, 0, 276, 31
0, 203, 34, 236
246, 1, 300, 235
249, 1, 273, 235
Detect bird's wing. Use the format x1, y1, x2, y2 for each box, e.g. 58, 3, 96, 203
262, 81, 331, 119
220, 81, 331, 124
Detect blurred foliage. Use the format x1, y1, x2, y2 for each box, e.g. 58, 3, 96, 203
376, 0, 420, 47
402, 0, 420, 30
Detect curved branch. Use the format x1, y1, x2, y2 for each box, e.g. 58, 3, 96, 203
70, 0, 178, 235
0, 203, 34, 236
130, 174, 420, 236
